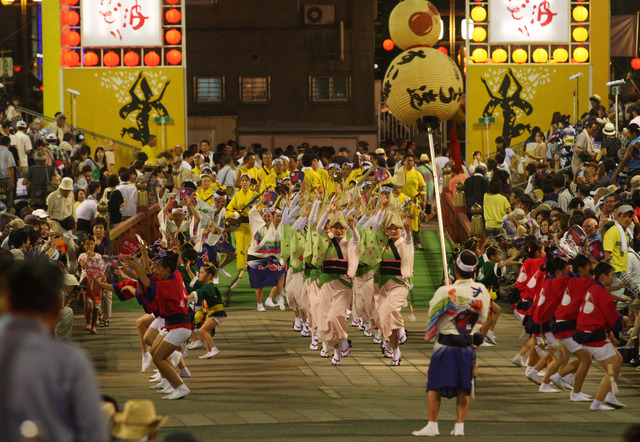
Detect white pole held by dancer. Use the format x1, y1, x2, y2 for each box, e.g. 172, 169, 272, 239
422, 117, 449, 286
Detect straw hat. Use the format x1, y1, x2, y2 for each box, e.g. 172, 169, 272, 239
102, 138, 115, 150
328, 211, 348, 228
111, 400, 168, 440
383, 211, 404, 228
389, 166, 407, 188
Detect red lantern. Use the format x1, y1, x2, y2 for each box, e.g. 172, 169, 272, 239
83, 51, 99, 66
165, 8, 181, 24
62, 50, 80, 67
62, 10, 80, 26
632, 58, 640, 70
61, 30, 81, 47
382, 39, 394, 51
437, 46, 448, 55
144, 51, 160, 66
165, 29, 182, 45
124, 51, 140, 67
104, 51, 120, 67
166, 49, 182, 65
166, 0, 179, 4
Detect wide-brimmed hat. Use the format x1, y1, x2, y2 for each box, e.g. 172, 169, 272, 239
602, 122, 616, 136
511, 208, 528, 225
589, 94, 602, 103
59, 177, 74, 191
419, 153, 430, 163
111, 400, 168, 440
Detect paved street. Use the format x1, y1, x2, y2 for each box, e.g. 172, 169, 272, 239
74, 303, 640, 441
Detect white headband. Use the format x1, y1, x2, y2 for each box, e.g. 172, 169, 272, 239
456, 250, 478, 273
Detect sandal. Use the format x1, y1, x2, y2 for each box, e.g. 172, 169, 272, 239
99, 319, 110, 327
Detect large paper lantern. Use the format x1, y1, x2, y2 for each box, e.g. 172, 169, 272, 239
83, 51, 99, 66
553, 47, 569, 63
572, 26, 588, 42
437, 46, 448, 55
472, 27, 486, 42
573, 47, 589, 63
471, 48, 487, 63
492, 48, 507, 63
62, 50, 80, 67
104, 51, 120, 67
470, 6, 486, 22
512, 48, 527, 64
573, 6, 588, 22
62, 9, 80, 26
166, 49, 182, 65
165, 8, 181, 24
165, 0, 179, 4
389, 0, 441, 50
61, 30, 81, 47
124, 51, 140, 67
165, 29, 182, 45
632, 58, 640, 70
382, 48, 463, 125
144, 51, 160, 66
532, 48, 548, 63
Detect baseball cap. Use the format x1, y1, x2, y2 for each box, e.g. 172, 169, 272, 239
16, 120, 26, 128
32, 209, 49, 219
374, 147, 385, 155
616, 204, 634, 215
46, 133, 57, 141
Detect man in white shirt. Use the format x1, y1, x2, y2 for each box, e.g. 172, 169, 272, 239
217, 156, 237, 188
180, 150, 194, 173
572, 121, 598, 173
76, 182, 101, 232
199, 140, 216, 170
117, 169, 138, 220
10, 120, 32, 176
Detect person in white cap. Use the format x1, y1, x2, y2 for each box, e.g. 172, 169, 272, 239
10, 120, 32, 176
600, 122, 621, 163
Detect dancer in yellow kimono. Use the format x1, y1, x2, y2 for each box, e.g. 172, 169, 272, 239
226, 173, 258, 270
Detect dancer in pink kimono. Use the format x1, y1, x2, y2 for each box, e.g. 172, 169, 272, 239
376, 210, 414, 366
313, 201, 360, 365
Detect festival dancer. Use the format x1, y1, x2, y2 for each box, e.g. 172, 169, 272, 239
313, 200, 360, 365
376, 208, 414, 366
188, 263, 226, 359
226, 173, 259, 274
575, 262, 630, 411
246, 194, 286, 312
126, 251, 193, 400
413, 250, 491, 437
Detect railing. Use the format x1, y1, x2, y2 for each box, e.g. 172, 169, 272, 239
15, 106, 138, 172
441, 187, 473, 246
109, 204, 161, 255
378, 103, 419, 144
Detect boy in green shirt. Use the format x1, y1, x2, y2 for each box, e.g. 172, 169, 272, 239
188, 264, 227, 359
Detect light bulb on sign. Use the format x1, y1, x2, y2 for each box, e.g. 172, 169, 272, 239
461, 18, 474, 41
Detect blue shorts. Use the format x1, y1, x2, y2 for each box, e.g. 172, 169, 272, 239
217, 238, 235, 253
426, 345, 474, 399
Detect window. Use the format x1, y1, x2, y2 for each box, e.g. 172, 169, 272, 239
195, 77, 224, 103
240, 76, 270, 103
310, 75, 350, 102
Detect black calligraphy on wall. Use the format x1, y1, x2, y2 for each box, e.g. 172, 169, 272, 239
119, 72, 170, 146
480, 68, 533, 146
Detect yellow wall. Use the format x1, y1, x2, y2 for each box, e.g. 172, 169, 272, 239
62, 67, 185, 154
466, 64, 591, 159
590, 0, 610, 103
42, 0, 61, 117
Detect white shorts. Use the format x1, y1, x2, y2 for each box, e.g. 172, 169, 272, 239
513, 310, 525, 323
560, 336, 583, 353
149, 317, 165, 331
211, 316, 226, 325
162, 327, 192, 347
583, 342, 616, 362
543, 331, 558, 345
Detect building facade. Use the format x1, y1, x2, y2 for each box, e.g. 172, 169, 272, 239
185, 0, 377, 152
